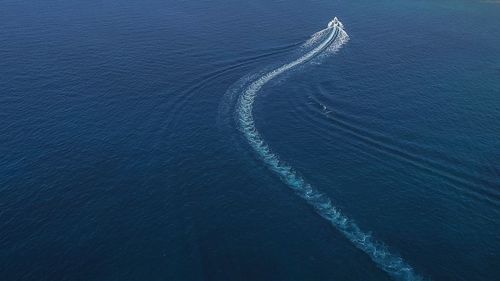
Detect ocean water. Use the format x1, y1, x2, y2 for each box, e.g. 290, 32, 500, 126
1, 0, 499, 280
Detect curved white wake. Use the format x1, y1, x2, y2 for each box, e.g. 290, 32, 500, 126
237, 18, 424, 281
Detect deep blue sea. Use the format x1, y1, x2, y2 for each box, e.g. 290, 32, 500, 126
1, 0, 499, 280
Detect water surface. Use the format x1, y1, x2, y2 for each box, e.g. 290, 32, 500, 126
1, 0, 499, 280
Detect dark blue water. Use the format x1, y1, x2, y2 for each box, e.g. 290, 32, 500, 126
1, 0, 499, 280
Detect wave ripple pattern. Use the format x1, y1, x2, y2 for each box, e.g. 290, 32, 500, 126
236, 18, 425, 281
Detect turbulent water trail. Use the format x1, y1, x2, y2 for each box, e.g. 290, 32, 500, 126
236, 18, 424, 281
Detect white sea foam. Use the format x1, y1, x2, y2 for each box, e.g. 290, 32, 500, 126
236, 18, 425, 281
302, 28, 329, 48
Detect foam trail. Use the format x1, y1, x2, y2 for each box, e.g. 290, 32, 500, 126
237, 18, 424, 281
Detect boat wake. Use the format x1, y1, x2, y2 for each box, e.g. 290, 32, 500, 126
235, 18, 425, 281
